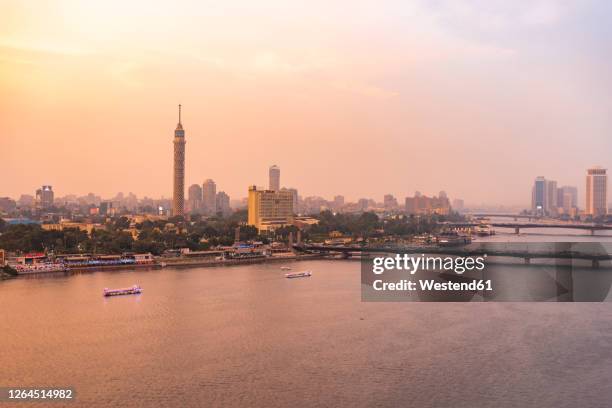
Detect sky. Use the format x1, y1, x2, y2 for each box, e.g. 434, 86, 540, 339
1, 0, 611, 207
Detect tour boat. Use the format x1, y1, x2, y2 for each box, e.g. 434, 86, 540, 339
280, 266, 292, 271
103, 285, 143, 297
285, 271, 312, 279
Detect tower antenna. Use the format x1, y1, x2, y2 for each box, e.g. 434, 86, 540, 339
178, 104, 182, 124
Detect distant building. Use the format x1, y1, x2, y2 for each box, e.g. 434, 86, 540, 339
187, 184, 203, 213
383, 194, 398, 209
0, 197, 16, 213
452, 198, 464, 211
281, 187, 299, 214
531, 177, 547, 215
557, 186, 578, 215
333, 195, 345, 210
202, 179, 217, 215
269, 165, 280, 191
586, 167, 608, 217
248, 186, 294, 231
18, 194, 35, 208
35, 185, 54, 209
404, 193, 450, 215
216, 191, 231, 216
99, 201, 113, 216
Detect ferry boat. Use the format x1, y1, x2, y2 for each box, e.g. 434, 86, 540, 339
103, 285, 143, 297
285, 271, 312, 279
280, 266, 292, 271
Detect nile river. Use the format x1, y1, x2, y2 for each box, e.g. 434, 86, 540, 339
2, 228, 612, 407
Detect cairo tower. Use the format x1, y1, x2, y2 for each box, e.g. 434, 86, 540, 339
173, 104, 186, 216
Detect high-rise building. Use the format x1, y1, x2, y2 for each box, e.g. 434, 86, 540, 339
248, 186, 294, 231
35, 185, 54, 209
452, 198, 464, 211
202, 179, 217, 215
333, 195, 345, 210
383, 194, 398, 209
172, 105, 186, 217
187, 184, 203, 214
557, 186, 578, 214
531, 176, 547, 214
545, 179, 558, 214
281, 187, 298, 214
269, 165, 280, 191
586, 167, 608, 217
216, 191, 231, 216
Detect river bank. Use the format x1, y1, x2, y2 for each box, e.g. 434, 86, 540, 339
5, 253, 326, 277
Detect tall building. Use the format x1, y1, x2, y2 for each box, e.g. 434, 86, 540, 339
281, 187, 299, 214
546, 179, 558, 214
383, 194, 398, 209
269, 165, 280, 191
202, 179, 217, 215
248, 186, 294, 231
586, 167, 608, 217
172, 105, 186, 217
557, 186, 578, 214
333, 195, 345, 210
531, 176, 547, 214
35, 185, 54, 209
216, 191, 231, 216
452, 198, 464, 211
187, 184, 203, 213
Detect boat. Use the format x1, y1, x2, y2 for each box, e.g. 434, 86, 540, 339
280, 266, 292, 271
436, 231, 471, 247
12, 263, 68, 273
285, 271, 312, 279
474, 224, 496, 236
103, 285, 143, 297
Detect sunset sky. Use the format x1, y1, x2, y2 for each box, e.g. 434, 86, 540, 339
1, 0, 611, 206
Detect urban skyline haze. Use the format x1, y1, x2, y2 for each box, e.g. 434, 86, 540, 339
1, 0, 611, 205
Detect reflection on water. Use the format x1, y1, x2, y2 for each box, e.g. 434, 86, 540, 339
2, 229, 612, 407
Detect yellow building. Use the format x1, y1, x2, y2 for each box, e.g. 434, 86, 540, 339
248, 186, 294, 232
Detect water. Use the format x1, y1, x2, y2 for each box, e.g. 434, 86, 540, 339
2, 230, 612, 407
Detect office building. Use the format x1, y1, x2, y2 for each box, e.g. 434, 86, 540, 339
187, 184, 203, 213
216, 191, 231, 216
586, 167, 608, 217
248, 186, 294, 231
35, 185, 54, 209
269, 165, 280, 191
202, 179, 217, 215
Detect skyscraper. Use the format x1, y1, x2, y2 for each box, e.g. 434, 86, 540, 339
187, 184, 203, 214
269, 165, 280, 191
202, 179, 217, 215
586, 166, 608, 217
216, 191, 231, 216
172, 105, 186, 217
531, 176, 547, 215
35, 185, 54, 209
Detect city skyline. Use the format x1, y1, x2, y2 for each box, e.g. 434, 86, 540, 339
2, 1, 612, 204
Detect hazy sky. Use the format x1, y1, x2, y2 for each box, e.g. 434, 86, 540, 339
1, 0, 611, 206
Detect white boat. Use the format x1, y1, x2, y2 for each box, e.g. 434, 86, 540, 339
285, 271, 312, 279
280, 266, 292, 271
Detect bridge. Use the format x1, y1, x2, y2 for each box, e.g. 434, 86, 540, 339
293, 244, 612, 268
443, 222, 612, 235
467, 213, 537, 220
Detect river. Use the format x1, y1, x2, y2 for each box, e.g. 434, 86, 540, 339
1, 228, 612, 407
